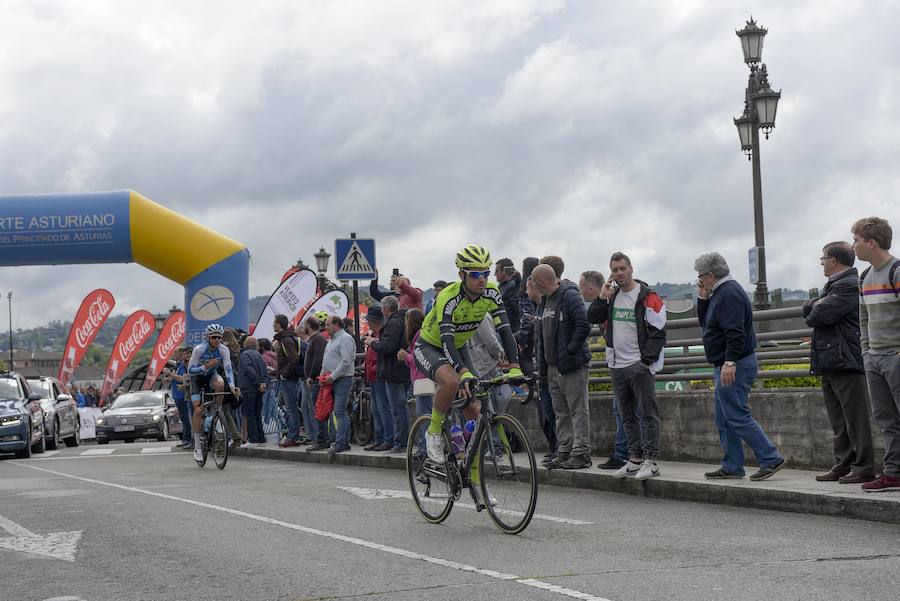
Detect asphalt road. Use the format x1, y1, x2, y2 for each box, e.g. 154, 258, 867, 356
1, 440, 899, 601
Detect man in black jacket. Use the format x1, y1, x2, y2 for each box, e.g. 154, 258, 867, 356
369, 296, 411, 453
695, 252, 785, 481
495, 258, 522, 336
533, 264, 592, 469
803, 242, 875, 483
303, 317, 330, 451
588, 253, 666, 480
238, 337, 268, 446
273, 314, 303, 448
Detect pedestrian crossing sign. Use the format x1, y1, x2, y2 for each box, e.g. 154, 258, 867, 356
335, 238, 377, 280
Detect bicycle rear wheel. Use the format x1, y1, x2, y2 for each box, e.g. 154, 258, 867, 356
406, 415, 454, 524
478, 414, 538, 534
210, 413, 228, 470
351, 389, 374, 446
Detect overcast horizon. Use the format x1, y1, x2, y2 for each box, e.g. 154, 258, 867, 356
2, 1, 899, 330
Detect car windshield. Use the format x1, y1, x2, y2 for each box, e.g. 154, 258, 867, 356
110, 393, 163, 409
0, 378, 20, 399
27, 380, 50, 397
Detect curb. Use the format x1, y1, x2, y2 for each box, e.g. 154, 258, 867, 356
231, 446, 900, 525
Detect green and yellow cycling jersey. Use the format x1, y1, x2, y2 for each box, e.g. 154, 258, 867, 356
419, 280, 519, 373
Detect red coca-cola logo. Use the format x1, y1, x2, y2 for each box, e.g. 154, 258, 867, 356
75, 295, 113, 348
155, 317, 185, 360
117, 316, 152, 361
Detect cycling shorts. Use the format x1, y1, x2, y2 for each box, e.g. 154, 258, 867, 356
191, 372, 224, 402
413, 338, 473, 381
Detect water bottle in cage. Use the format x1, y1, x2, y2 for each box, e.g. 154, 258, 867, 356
450, 424, 465, 457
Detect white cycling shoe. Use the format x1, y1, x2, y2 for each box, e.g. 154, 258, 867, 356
193, 445, 204, 462
425, 432, 445, 464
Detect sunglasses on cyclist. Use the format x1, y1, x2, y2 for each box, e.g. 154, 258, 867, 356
208, 335, 222, 340
463, 269, 491, 279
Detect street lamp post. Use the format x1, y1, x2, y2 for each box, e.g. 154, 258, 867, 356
314, 246, 333, 293
6, 292, 12, 371
734, 17, 781, 310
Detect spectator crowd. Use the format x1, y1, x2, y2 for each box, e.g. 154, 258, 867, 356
156, 216, 899, 492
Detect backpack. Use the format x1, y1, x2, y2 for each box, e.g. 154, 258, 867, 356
859, 259, 900, 298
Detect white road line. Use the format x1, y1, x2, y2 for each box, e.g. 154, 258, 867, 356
34, 453, 182, 461
336, 487, 595, 525
41, 451, 59, 458
12, 462, 614, 601
79, 449, 115, 455
140, 447, 172, 454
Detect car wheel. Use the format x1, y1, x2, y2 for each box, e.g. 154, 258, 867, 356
32, 421, 46, 454
14, 424, 32, 459
46, 419, 59, 450
158, 419, 169, 442
63, 419, 81, 447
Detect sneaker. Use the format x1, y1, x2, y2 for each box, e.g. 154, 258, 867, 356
193, 446, 204, 462
704, 468, 743, 480
861, 473, 900, 492
597, 456, 626, 470
279, 439, 298, 448
425, 432, 445, 464
306, 442, 330, 452
612, 460, 642, 479
750, 459, 785, 481
386, 446, 406, 454
469, 486, 498, 510
543, 452, 570, 469
327, 444, 350, 455
559, 454, 592, 469
239, 442, 251, 449
635, 461, 660, 480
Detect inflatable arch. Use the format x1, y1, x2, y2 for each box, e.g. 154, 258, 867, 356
0, 190, 249, 345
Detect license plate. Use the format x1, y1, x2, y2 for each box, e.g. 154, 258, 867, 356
114, 425, 135, 432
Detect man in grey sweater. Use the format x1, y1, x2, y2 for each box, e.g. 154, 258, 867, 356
321, 315, 358, 455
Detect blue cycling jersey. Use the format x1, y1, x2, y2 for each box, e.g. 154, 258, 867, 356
187, 341, 235, 388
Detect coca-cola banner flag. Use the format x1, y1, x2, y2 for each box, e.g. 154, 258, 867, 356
99, 310, 156, 405
58, 289, 116, 387
252, 268, 318, 341
141, 311, 186, 390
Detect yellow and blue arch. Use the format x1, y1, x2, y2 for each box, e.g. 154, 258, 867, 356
0, 190, 249, 346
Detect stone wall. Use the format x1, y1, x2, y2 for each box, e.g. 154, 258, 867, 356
504, 389, 884, 470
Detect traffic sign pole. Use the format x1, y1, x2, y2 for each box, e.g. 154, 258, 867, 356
351, 232, 360, 345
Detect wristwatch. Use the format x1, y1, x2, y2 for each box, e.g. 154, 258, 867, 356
724, 361, 736, 367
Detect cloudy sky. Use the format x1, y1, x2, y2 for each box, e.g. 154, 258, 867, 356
2, 0, 899, 330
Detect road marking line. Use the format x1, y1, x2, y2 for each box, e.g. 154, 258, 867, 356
34, 453, 181, 460
12, 462, 614, 601
140, 447, 172, 454
79, 449, 115, 455
336, 487, 595, 525
41, 451, 59, 457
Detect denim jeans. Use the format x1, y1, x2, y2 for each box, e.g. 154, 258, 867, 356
414, 393, 433, 456
612, 397, 643, 461
174, 396, 192, 444
330, 376, 353, 447
371, 381, 394, 446
713, 354, 783, 475
300, 380, 319, 442
241, 388, 265, 443
384, 381, 410, 449
278, 378, 301, 441
611, 362, 660, 460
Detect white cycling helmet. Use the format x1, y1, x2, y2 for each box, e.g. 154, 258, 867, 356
205, 323, 225, 336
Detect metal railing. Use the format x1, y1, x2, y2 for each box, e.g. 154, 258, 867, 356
589, 306, 812, 385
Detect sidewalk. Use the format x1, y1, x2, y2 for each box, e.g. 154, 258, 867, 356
231, 445, 900, 525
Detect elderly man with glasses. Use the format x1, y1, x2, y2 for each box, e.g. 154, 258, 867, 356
695, 252, 785, 481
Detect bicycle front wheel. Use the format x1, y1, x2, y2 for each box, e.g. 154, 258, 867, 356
406, 415, 454, 524
210, 413, 228, 470
352, 389, 374, 446
477, 414, 538, 534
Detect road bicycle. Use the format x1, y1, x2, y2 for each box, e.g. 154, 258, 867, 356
349, 369, 373, 446
406, 375, 538, 534
196, 390, 229, 470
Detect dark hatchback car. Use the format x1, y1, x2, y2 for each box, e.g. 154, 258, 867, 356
95, 391, 182, 444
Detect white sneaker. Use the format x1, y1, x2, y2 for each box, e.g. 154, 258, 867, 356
239, 442, 251, 449
193, 445, 204, 462
425, 432, 445, 464
470, 486, 498, 508
635, 461, 660, 480
612, 460, 642, 479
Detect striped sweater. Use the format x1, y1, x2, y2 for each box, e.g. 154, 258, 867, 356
860, 255, 900, 353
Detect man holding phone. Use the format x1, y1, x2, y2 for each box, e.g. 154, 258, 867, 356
369, 269, 424, 311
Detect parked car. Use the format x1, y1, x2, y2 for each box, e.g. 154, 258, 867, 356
95, 391, 181, 444
27, 377, 80, 449
0, 371, 47, 458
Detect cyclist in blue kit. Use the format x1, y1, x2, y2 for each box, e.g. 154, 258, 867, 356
188, 323, 239, 461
